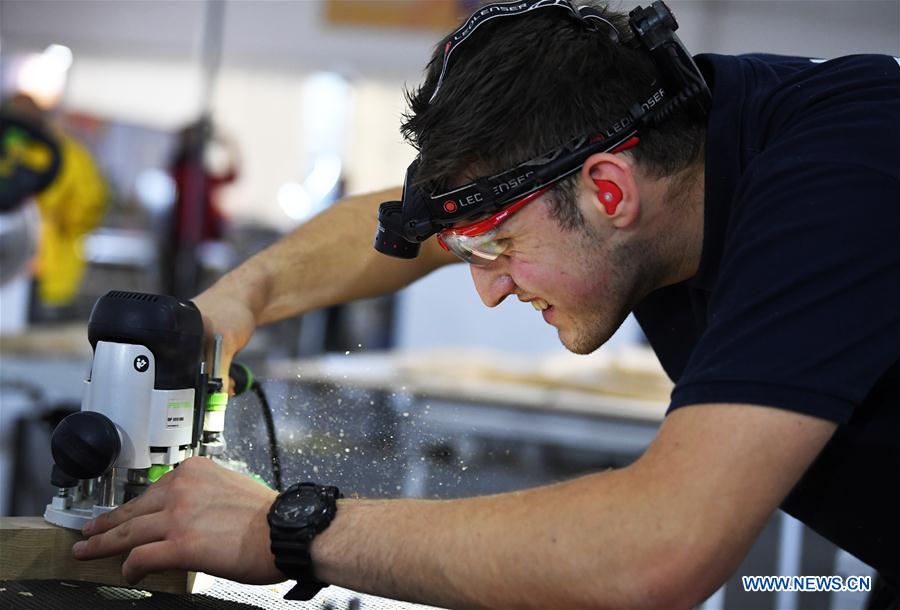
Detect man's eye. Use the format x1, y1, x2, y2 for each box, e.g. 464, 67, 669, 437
477, 238, 509, 256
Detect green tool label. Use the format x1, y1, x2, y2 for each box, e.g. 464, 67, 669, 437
166, 399, 193, 429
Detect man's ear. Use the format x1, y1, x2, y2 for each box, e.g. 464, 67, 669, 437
581, 152, 640, 229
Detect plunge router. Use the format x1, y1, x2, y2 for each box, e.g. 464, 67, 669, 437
44, 290, 230, 530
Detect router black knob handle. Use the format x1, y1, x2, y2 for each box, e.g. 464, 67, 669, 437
51, 411, 121, 480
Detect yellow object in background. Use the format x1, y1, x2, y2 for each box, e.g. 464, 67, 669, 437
0, 128, 55, 178
34, 133, 107, 305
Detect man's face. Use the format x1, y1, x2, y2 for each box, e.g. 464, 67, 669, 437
468, 187, 646, 354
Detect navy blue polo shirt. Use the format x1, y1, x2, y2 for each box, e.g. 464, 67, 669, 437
633, 54, 900, 581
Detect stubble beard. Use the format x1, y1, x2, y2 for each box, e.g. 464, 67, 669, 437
558, 235, 653, 355
559, 301, 632, 355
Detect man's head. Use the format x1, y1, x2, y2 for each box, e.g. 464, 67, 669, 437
402, 0, 705, 211
401, 0, 707, 353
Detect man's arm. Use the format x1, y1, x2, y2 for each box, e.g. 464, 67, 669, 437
74, 403, 835, 609
310, 404, 835, 609
192, 187, 457, 374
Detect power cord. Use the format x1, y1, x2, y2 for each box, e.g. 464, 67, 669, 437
251, 380, 283, 492
230, 363, 284, 492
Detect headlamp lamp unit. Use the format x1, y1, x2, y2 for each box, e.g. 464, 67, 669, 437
373, 0, 711, 260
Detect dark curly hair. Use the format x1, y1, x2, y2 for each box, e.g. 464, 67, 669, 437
401, 1, 705, 229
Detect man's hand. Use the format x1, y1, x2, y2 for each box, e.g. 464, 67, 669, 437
73, 457, 281, 585
192, 289, 257, 393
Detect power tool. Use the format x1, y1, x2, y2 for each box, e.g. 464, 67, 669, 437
43, 290, 235, 530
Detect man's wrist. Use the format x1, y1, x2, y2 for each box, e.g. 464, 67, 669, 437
307, 498, 347, 585
201, 252, 271, 319
268, 483, 342, 601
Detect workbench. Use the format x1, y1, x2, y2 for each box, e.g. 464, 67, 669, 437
272, 347, 670, 421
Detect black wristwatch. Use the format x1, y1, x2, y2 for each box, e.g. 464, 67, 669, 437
268, 482, 343, 601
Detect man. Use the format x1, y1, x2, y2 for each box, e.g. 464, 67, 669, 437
73, 1, 899, 608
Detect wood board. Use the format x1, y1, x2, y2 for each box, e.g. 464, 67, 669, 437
0, 517, 194, 594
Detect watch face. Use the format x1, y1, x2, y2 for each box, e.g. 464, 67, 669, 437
273, 487, 325, 527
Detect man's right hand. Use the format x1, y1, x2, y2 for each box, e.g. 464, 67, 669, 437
192, 288, 257, 394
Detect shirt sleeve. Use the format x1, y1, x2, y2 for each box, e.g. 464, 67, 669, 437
670, 153, 900, 423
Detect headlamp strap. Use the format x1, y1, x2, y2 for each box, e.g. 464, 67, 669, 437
577, 7, 620, 41
430, 0, 620, 103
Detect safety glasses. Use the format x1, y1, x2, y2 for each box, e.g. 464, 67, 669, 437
437, 187, 551, 265
436, 136, 639, 265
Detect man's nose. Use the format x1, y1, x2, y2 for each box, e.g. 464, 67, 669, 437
470, 260, 516, 307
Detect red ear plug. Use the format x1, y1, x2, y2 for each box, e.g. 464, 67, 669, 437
594, 180, 623, 214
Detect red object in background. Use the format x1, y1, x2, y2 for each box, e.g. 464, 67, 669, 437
170, 159, 236, 244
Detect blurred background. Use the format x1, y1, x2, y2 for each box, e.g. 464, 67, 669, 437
1, 2, 898, 609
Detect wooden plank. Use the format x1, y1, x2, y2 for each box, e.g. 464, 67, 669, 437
0, 323, 92, 358
270, 352, 669, 422
0, 517, 194, 594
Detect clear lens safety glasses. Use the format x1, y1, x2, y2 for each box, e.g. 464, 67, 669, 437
436, 187, 550, 265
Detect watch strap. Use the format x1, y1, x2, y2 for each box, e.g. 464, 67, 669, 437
283, 579, 329, 601
269, 483, 342, 601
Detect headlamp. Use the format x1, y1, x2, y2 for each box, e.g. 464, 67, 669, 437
373, 0, 710, 259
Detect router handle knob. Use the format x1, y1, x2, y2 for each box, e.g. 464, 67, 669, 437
51, 411, 121, 480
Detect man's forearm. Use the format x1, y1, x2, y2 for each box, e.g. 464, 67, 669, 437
203, 187, 456, 326
311, 469, 684, 610
309, 403, 833, 610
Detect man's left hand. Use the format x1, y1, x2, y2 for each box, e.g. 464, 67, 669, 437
73, 457, 281, 585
